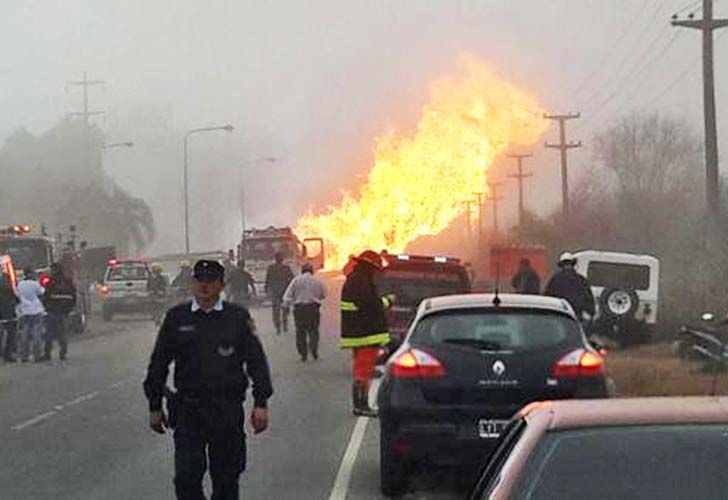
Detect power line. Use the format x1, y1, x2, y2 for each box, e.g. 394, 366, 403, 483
571, 1, 653, 98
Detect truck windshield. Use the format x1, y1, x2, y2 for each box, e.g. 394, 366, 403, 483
242, 239, 295, 260
0, 237, 52, 270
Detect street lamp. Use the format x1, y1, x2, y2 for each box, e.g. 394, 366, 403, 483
183, 125, 234, 254
239, 157, 277, 234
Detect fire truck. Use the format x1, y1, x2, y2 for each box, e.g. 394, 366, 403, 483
239, 227, 324, 297
0, 225, 54, 282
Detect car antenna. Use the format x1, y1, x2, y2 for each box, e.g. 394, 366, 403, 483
493, 263, 501, 307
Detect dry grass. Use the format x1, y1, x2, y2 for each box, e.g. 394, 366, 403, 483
606, 343, 728, 397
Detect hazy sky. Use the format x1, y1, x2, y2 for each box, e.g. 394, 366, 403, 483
1, 0, 725, 253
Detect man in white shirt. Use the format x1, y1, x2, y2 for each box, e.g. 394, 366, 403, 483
283, 263, 326, 362
16, 267, 46, 362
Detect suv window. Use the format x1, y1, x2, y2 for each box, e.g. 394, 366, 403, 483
106, 266, 149, 281
411, 309, 580, 352
515, 425, 728, 500
587, 261, 650, 290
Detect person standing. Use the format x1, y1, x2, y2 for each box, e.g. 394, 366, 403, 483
283, 262, 326, 362
42, 263, 77, 361
511, 258, 541, 294
16, 267, 46, 363
265, 252, 294, 334
544, 252, 595, 319
143, 260, 273, 500
226, 261, 256, 307
340, 250, 394, 417
0, 271, 18, 362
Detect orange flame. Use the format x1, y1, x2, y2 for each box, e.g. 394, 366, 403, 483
296, 56, 548, 269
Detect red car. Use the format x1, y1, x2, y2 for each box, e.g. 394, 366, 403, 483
469, 397, 728, 499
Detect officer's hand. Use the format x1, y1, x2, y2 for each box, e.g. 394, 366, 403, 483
251, 407, 269, 434
150, 410, 167, 434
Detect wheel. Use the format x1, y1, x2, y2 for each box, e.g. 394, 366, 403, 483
102, 306, 114, 322
600, 288, 639, 320
380, 422, 409, 497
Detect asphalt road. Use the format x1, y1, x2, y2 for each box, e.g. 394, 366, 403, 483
0, 288, 474, 500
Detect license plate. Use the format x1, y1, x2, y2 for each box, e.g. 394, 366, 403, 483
478, 419, 508, 439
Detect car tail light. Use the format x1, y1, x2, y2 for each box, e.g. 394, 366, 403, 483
553, 349, 604, 378
391, 348, 445, 378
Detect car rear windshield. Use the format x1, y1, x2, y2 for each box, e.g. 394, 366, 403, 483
410, 309, 580, 352
106, 266, 149, 281
376, 268, 469, 306
587, 261, 651, 290
515, 425, 728, 500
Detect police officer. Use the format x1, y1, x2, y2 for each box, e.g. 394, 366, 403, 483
340, 250, 394, 417
143, 260, 273, 500
42, 263, 77, 361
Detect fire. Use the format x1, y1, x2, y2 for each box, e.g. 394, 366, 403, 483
296, 56, 548, 269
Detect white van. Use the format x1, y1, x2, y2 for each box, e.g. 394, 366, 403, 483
573, 250, 660, 343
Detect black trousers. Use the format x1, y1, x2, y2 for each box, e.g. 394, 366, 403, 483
45, 313, 69, 359
174, 399, 246, 500
293, 303, 320, 360
271, 296, 289, 332
1, 319, 16, 360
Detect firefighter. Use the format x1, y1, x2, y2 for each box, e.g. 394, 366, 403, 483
172, 260, 193, 298
143, 260, 273, 500
0, 271, 17, 362
545, 252, 595, 319
340, 250, 394, 417
265, 252, 294, 334
226, 260, 256, 307
42, 263, 77, 361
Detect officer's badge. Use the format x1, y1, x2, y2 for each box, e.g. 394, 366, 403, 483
217, 345, 235, 357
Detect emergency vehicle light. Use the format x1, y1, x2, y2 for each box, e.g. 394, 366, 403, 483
434, 256, 448, 263
396, 255, 410, 261
108, 259, 119, 266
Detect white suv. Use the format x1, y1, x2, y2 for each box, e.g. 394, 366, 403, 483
100, 260, 151, 321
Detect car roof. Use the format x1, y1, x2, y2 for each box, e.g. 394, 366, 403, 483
521, 397, 728, 430
419, 293, 576, 319
572, 250, 659, 265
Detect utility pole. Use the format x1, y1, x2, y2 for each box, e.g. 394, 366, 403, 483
68, 72, 105, 168
462, 200, 474, 239
544, 113, 581, 221
472, 192, 486, 241
672, 0, 728, 226
507, 153, 533, 227
487, 182, 504, 236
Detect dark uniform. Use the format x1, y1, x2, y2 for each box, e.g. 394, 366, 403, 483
544, 267, 595, 318
0, 273, 17, 362
143, 273, 273, 500
43, 268, 77, 360
340, 251, 392, 416
265, 259, 294, 334
226, 266, 256, 307
511, 266, 541, 295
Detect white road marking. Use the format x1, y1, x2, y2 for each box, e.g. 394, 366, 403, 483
110, 379, 128, 389
328, 416, 369, 500
66, 391, 100, 407
11, 411, 57, 431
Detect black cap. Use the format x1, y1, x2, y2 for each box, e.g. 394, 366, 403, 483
192, 260, 225, 281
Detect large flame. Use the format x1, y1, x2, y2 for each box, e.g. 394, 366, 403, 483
296, 56, 548, 269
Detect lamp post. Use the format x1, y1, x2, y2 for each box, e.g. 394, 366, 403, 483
183, 125, 234, 254
239, 157, 276, 234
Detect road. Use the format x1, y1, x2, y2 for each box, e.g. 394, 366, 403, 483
0, 288, 476, 499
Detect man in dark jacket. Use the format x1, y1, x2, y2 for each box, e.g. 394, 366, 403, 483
42, 263, 77, 361
340, 250, 393, 417
265, 252, 294, 334
143, 260, 273, 500
544, 252, 595, 318
0, 271, 18, 362
511, 258, 541, 294
226, 261, 256, 307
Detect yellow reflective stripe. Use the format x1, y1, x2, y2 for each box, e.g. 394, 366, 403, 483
339, 332, 391, 348
340, 301, 359, 312
381, 296, 393, 308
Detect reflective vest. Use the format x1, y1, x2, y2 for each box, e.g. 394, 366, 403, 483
339, 264, 391, 349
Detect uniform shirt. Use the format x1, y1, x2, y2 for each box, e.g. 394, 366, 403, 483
340, 262, 391, 349
283, 272, 326, 307
45, 276, 77, 315
16, 279, 45, 316
143, 300, 273, 412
